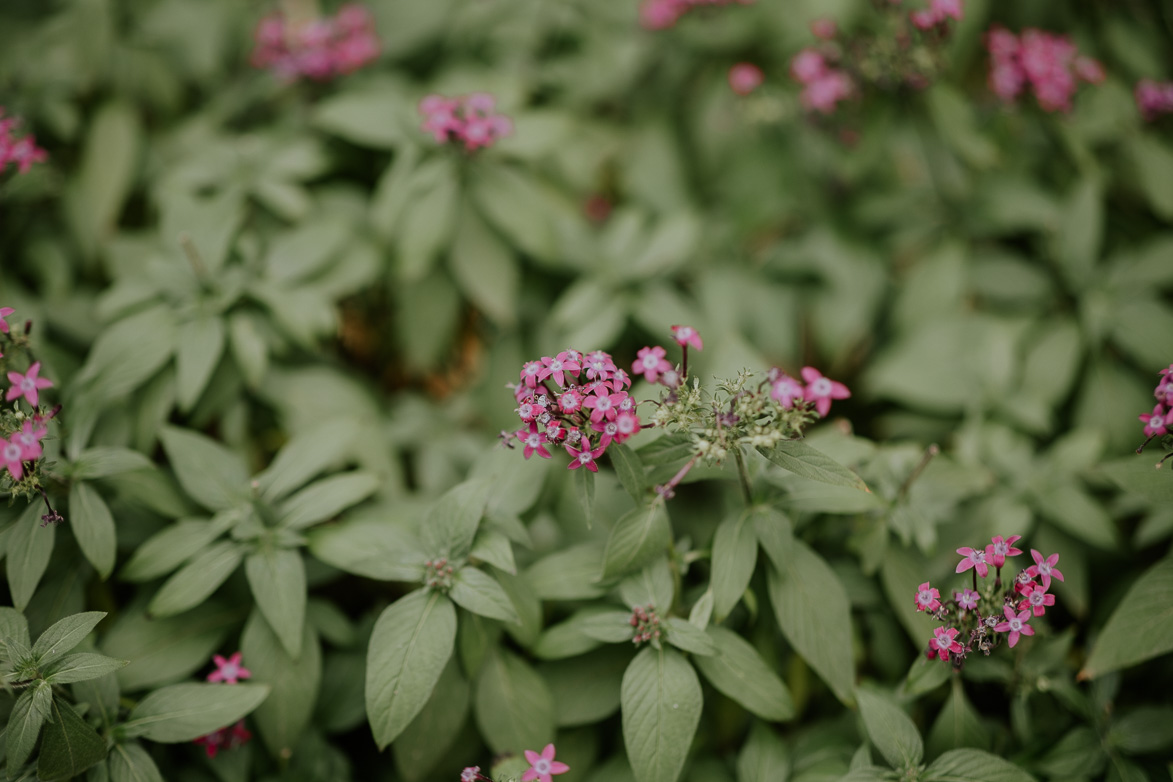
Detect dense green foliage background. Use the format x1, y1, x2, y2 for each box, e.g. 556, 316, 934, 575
2, 0, 1173, 781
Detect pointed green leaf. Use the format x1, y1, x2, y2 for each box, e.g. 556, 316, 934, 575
711, 509, 758, 621
469, 529, 517, 575
108, 742, 165, 782
241, 609, 321, 759
574, 467, 596, 526
1082, 556, 1173, 678
246, 548, 307, 659
610, 443, 647, 502
100, 603, 234, 692
69, 482, 117, 579
72, 447, 154, 480
277, 471, 380, 530
159, 426, 249, 511
856, 689, 923, 771
44, 653, 128, 685
6, 686, 46, 773
924, 748, 1037, 782
525, 544, 607, 601
148, 541, 244, 618
449, 206, 518, 326
450, 567, 520, 624
619, 558, 675, 612
693, 626, 793, 721
120, 515, 233, 582
474, 648, 555, 754
175, 316, 225, 412
123, 683, 270, 742
365, 589, 457, 749
663, 618, 716, 657
736, 721, 790, 782
0, 606, 30, 657
308, 515, 426, 581
256, 419, 360, 502
621, 646, 703, 782
602, 502, 672, 581
394, 657, 470, 781
6, 503, 54, 611
758, 441, 869, 492
420, 480, 491, 560
926, 678, 990, 758
36, 697, 109, 781
33, 612, 108, 666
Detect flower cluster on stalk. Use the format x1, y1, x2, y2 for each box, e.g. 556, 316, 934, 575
0, 109, 47, 176
917, 536, 1063, 666
985, 26, 1105, 112
1137, 363, 1173, 467
419, 94, 513, 151
251, 4, 379, 82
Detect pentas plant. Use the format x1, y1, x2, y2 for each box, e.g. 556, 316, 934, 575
251, 3, 379, 82
0, 109, 47, 176
985, 26, 1105, 112
1136, 362, 1173, 467
419, 93, 513, 151
461, 743, 569, 782
192, 653, 255, 757
916, 536, 1063, 667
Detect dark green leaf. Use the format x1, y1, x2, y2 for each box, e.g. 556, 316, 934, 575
120, 514, 234, 583
69, 482, 117, 579
474, 648, 555, 754
175, 316, 225, 412
420, 480, 491, 560
100, 602, 235, 691
122, 683, 270, 742
32, 611, 107, 666
610, 444, 647, 503
1082, 557, 1173, 678
711, 510, 758, 621
159, 426, 249, 511
148, 540, 244, 618
6, 503, 54, 611
394, 657, 469, 782
856, 689, 923, 771
6, 686, 46, 774
246, 548, 307, 658
36, 697, 108, 781
601, 502, 672, 580
693, 626, 793, 722
43, 653, 128, 685
241, 609, 321, 759
924, 749, 1037, 782
758, 441, 870, 492
107, 742, 164, 782
621, 646, 703, 782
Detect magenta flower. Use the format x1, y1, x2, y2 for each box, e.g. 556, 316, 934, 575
910, 0, 963, 30
522, 744, 570, 782
6, 362, 54, 407
633, 346, 672, 384
517, 425, 551, 460
520, 360, 544, 389
984, 534, 1023, 568
0, 306, 14, 333
790, 49, 826, 82
565, 438, 606, 472
582, 387, 626, 424
1140, 404, 1172, 438
1018, 582, 1055, 617
614, 411, 642, 442
914, 582, 941, 612
928, 627, 963, 661
207, 652, 252, 684
728, 64, 764, 96
770, 373, 805, 409
610, 368, 632, 390
955, 546, 989, 578
193, 721, 251, 759
1025, 550, 1064, 589
591, 419, 620, 448
1136, 79, 1173, 121
801, 367, 850, 417
418, 92, 512, 150
462, 768, 482, 782
13, 421, 46, 461
584, 350, 617, 381
810, 18, 837, 40
539, 351, 581, 387
955, 588, 979, 611
994, 606, 1034, 648
2, 437, 25, 481
671, 325, 704, 351
250, 5, 379, 82
1155, 378, 1173, 407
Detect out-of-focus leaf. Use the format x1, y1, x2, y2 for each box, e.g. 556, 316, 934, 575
66, 101, 140, 256
601, 502, 671, 580
122, 683, 269, 742
241, 609, 321, 759
474, 648, 555, 754
158, 426, 249, 511
1082, 557, 1173, 678
69, 481, 117, 579
856, 689, 923, 771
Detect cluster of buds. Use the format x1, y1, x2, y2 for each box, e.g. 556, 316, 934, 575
0, 108, 47, 177
1135, 79, 1173, 122
986, 26, 1105, 113
193, 721, 252, 759
418, 94, 513, 151
461, 743, 569, 782
424, 557, 456, 591
250, 4, 379, 82
629, 604, 662, 646
639, 0, 754, 31
1137, 363, 1173, 466
917, 536, 1063, 667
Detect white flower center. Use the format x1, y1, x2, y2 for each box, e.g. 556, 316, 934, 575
595, 397, 611, 412
619, 398, 633, 411
526, 435, 541, 447
604, 423, 617, 435
1008, 618, 1022, 632
21, 378, 35, 391
548, 359, 562, 371
525, 364, 539, 376
617, 418, 634, 434
677, 327, 692, 339
918, 590, 932, 604
1038, 562, 1050, 575
971, 551, 986, 564
3, 443, 21, 460
642, 355, 660, 369
812, 378, 831, 395
1029, 592, 1043, 606
578, 453, 592, 465
222, 663, 238, 678
994, 542, 1008, 555
534, 759, 551, 775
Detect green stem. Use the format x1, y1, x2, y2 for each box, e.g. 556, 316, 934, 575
734, 448, 753, 506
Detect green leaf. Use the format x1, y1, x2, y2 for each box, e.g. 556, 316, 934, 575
766, 540, 855, 705
277, 471, 380, 530
619, 557, 675, 612
1107, 706, 1173, 755
263, 215, 352, 284
541, 646, 628, 728
474, 648, 555, 754
1082, 556, 1173, 678
689, 590, 714, 630
450, 567, 521, 624
0, 606, 31, 655
32, 611, 108, 666
1101, 457, 1173, 507
256, 419, 360, 502
120, 514, 233, 582
420, 480, 491, 560
574, 467, 596, 527
148, 540, 244, 618
1031, 483, 1118, 549
693, 626, 793, 721
449, 207, 518, 326
1053, 177, 1103, 290
6, 503, 54, 611
579, 611, 642, 644
370, 146, 422, 241
246, 548, 307, 658
65, 101, 139, 255
758, 441, 870, 492
175, 316, 225, 412
78, 305, 177, 402
159, 426, 249, 511
711, 509, 759, 621
365, 589, 457, 749
229, 312, 269, 389
610, 444, 647, 503
43, 653, 128, 685
241, 609, 321, 759
72, 447, 154, 480
100, 603, 234, 692
469, 529, 517, 575
122, 683, 270, 742
899, 655, 951, 699
6, 687, 46, 774
69, 482, 117, 579
394, 657, 470, 782
107, 742, 164, 782
736, 722, 790, 782
159, 187, 245, 274
1128, 134, 1173, 220
621, 646, 703, 782
396, 162, 458, 281
751, 506, 794, 571
524, 544, 607, 601
471, 163, 559, 262
663, 618, 716, 657
533, 609, 618, 660
312, 84, 409, 149
924, 748, 1037, 782
307, 515, 426, 582
926, 679, 990, 758
36, 697, 109, 781
856, 689, 924, 771
602, 502, 672, 580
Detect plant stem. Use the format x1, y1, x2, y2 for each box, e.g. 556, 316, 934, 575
734, 447, 753, 506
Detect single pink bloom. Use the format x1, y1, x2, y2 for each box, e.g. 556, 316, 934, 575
545, 420, 567, 442
1073, 56, 1105, 84
1140, 404, 1172, 438
800, 366, 850, 417
955, 546, 989, 578
801, 71, 853, 114
517, 398, 541, 423
582, 387, 627, 424
462, 769, 481, 782
810, 18, 837, 40
984, 534, 1022, 568
591, 418, 620, 448
1026, 550, 1064, 589
6, 362, 54, 407
614, 411, 641, 442
1155, 378, 1173, 407
520, 360, 544, 389
770, 374, 805, 409
931, 0, 963, 21
955, 588, 979, 611
994, 606, 1034, 647
336, 3, 374, 32
632, 346, 671, 384
207, 652, 252, 684
584, 350, 617, 381
910, 9, 939, 30
914, 581, 941, 612
517, 425, 551, 460
0, 307, 14, 334
610, 368, 632, 390
193, 721, 251, 759
1018, 582, 1055, 617
670, 325, 703, 351
522, 743, 570, 782
928, 627, 963, 661
640, 0, 682, 30
790, 48, 826, 83
728, 64, 764, 96
13, 421, 46, 461
539, 353, 577, 387
565, 438, 605, 472
465, 93, 496, 115
2, 437, 25, 481
558, 389, 584, 414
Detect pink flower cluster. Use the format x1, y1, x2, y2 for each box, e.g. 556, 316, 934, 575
193, 652, 254, 758
986, 26, 1105, 112
1139, 364, 1173, 439
1136, 80, 1173, 121
918, 536, 1062, 665
639, 0, 754, 31
250, 4, 379, 82
2, 306, 55, 484
909, 0, 962, 31
767, 366, 850, 418
0, 109, 47, 176
728, 63, 764, 96
418, 93, 513, 151
461, 744, 568, 782
789, 48, 853, 114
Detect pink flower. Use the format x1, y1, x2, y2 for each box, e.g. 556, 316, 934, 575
1018, 582, 1055, 617
1140, 404, 1172, 438
591, 418, 621, 448
565, 437, 606, 472
800, 71, 853, 114
522, 744, 570, 782
1156, 377, 1173, 407
193, 721, 251, 759
610, 368, 632, 390
728, 64, 764, 96
932, 0, 963, 21
790, 49, 826, 83
914, 582, 941, 612
584, 350, 617, 381
1135, 79, 1173, 121
517, 425, 552, 460
207, 652, 252, 684
462, 768, 482, 782
984, 534, 1022, 568
1025, 550, 1064, 589
994, 606, 1034, 648
520, 360, 544, 389
928, 627, 963, 661
670, 325, 704, 351
810, 18, 837, 40
955, 546, 989, 578
558, 389, 584, 414
801, 367, 850, 417
770, 373, 805, 409
614, 411, 642, 442
632, 346, 672, 384
13, 421, 46, 461
0, 307, 14, 334
582, 387, 626, 424
2, 437, 25, 481
955, 588, 979, 611
0, 112, 47, 176
6, 362, 54, 407
418, 93, 512, 150
1073, 56, 1105, 84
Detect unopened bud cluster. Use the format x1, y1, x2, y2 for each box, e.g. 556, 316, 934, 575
629, 604, 662, 646
424, 558, 455, 592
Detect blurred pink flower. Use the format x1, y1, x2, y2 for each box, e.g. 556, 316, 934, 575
728, 63, 764, 95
